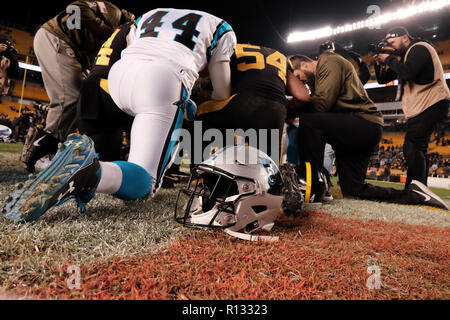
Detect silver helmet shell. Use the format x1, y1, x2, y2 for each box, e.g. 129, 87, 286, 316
174, 145, 284, 240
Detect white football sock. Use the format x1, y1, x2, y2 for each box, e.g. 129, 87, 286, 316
96, 162, 123, 194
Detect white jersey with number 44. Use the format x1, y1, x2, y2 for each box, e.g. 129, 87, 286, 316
124, 8, 237, 91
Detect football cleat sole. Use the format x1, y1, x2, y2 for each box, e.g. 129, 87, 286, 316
2, 134, 100, 222
280, 163, 304, 217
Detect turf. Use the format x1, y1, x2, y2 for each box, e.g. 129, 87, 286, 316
331, 177, 450, 199
20, 211, 450, 300
0, 148, 191, 296
0, 144, 449, 300
0, 142, 24, 153
366, 179, 450, 199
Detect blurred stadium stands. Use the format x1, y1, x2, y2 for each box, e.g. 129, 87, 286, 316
0, 23, 448, 179
0, 25, 46, 119
0, 25, 36, 61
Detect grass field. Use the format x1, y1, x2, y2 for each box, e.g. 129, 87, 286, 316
0, 142, 23, 153
0, 142, 449, 300
329, 177, 450, 200
363, 179, 450, 199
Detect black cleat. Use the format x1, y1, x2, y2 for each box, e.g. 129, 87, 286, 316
162, 174, 177, 189
280, 163, 304, 217
323, 189, 334, 202
310, 171, 328, 203
22, 129, 59, 173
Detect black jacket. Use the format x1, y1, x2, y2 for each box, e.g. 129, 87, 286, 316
375, 39, 435, 86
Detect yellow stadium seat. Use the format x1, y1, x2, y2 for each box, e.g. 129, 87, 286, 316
0, 101, 35, 120
11, 85, 49, 102
0, 25, 35, 57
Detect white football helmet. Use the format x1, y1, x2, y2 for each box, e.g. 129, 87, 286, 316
175, 145, 284, 241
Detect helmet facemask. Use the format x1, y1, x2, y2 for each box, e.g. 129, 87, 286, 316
175, 164, 255, 230
174, 146, 284, 241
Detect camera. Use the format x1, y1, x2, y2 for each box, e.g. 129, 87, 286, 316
33, 103, 50, 113
368, 40, 394, 55
0, 39, 18, 60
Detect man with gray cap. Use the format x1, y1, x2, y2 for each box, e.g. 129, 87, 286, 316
374, 26, 450, 189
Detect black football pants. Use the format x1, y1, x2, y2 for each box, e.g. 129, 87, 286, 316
296, 112, 421, 204
197, 93, 287, 164
404, 99, 449, 187
77, 73, 133, 161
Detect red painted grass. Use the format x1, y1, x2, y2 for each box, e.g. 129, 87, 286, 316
21, 211, 450, 300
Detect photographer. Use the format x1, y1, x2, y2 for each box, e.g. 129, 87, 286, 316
0, 33, 19, 95
289, 50, 448, 210
27, 1, 134, 171
374, 27, 450, 188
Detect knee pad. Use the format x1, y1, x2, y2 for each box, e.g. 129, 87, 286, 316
112, 161, 152, 200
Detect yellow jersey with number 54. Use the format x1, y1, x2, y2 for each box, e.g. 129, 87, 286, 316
230, 44, 293, 103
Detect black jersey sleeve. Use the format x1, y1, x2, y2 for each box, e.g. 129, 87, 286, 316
94, 22, 133, 70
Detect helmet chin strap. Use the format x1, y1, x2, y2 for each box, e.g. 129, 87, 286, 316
224, 229, 279, 242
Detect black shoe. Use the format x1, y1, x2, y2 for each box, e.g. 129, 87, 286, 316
323, 190, 333, 202
408, 180, 449, 210
280, 163, 304, 217
166, 164, 190, 183
311, 171, 328, 203
162, 174, 177, 189
22, 130, 59, 173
